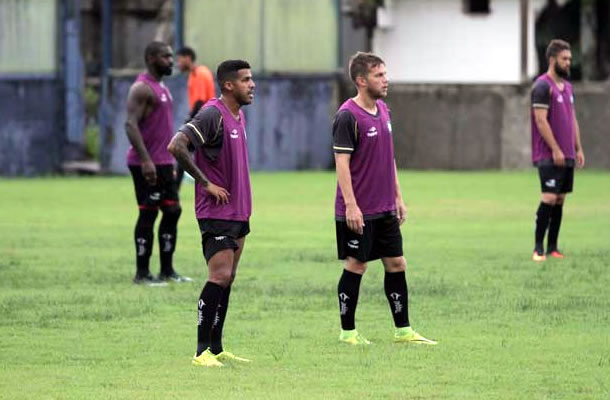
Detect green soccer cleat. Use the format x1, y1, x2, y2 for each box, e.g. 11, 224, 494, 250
192, 349, 224, 367
215, 351, 252, 363
339, 329, 371, 345
393, 326, 437, 345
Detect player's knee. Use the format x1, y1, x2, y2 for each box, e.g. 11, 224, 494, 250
209, 269, 232, 288
162, 203, 182, 219
384, 258, 406, 273
556, 195, 566, 205
345, 258, 367, 274
137, 208, 159, 229
541, 193, 557, 205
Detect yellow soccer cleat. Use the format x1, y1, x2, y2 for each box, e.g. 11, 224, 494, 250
215, 351, 252, 363
192, 349, 224, 367
339, 329, 371, 345
393, 326, 437, 345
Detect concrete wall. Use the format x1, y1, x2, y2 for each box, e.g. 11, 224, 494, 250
0, 78, 64, 176
385, 82, 610, 169
101, 73, 337, 174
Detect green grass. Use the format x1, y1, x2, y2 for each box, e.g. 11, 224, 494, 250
1, 171, 609, 399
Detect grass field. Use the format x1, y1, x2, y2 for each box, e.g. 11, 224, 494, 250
1, 171, 609, 399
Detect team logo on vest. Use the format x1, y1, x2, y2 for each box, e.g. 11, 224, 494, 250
557, 95, 563, 103
366, 127, 378, 137
387, 121, 392, 133
230, 129, 239, 139
160, 93, 168, 102
570, 95, 574, 104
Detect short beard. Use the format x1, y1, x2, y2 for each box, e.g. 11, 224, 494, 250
554, 64, 570, 79
156, 65, 173, 77
366, 87, 386, 100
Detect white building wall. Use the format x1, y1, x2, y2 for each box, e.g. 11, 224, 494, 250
373, 0, 545, 84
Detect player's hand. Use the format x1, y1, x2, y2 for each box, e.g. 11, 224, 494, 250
346, 203, 364, 235
552, 148, 565, 167
576, 149, 585, 168
205, 183, 230, 205
142, 160, 157, 186
396, 200, 407, 225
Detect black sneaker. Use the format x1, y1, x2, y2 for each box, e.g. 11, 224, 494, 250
133, 274, 168, 287
159, 271, 194, 283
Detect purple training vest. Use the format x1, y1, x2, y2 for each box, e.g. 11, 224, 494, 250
194, 98, 252, 221
126, 73, 175, 166
335, 99, 397, 217
531, 73, 576, 163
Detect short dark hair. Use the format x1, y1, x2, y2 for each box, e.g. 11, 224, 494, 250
176, 46, 196, 61
144, 41, 169, 64
217, 60, 251, 91
546, 39, 571, 60
348, 51, 385, 84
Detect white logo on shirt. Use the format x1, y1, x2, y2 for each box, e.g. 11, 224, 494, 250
230, 129, 239, 139
557, 95, 563, 103
160, 93, 168, 102
366, 127, 378, 137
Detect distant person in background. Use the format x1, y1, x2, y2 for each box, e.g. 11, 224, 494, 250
531, 39, 585, 262
124, 41, 192, 285
176, 46, 216, 119
333, 52, 436, 346
175, 46, 217, 186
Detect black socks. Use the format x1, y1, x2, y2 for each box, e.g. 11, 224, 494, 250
337, 269, 363, 330
535, 202, 553, 252
134, 209, 158, 277
196, 282, 224, 356
547, 204, 563, 252
158, 207, 181, 275
210, 285, 232, 355
384, 271, 410, 328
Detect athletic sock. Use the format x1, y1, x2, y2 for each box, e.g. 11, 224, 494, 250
337, 269, 363, 331
158, 207, 181, 276
134, 209, 158, 277
196, 282, 224, 356
384, 271, 410, 328
210, 285, 231, 355
535, 202, 553, 253
547, 204, 563, 252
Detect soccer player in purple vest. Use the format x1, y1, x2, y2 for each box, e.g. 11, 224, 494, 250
531, 39, 585, 262
168, 60, 255, 367
125, 41, 192, 286
333, 52, 436, 345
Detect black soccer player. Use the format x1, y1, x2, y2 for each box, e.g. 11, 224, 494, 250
125, 41, 192, 285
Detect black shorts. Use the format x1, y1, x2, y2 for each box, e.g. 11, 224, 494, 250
129, 164, 180, 209
336, 214, 403, 262
538, 165, 574, 194
198, 218, 250, 262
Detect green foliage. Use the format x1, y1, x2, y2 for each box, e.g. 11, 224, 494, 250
0, 171, 608, 399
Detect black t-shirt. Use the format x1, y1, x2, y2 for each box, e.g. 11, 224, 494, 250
332, 110, 358, 154
179, 106, 224, 161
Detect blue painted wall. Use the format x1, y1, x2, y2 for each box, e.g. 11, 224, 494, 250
101, 73, 337, 174
0, 77, 64, 176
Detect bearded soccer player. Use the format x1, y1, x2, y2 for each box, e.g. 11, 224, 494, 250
125, 41, 192, 286
531, 39, 585, 262
333, 52, 436, 345
168, 60, 255, 367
